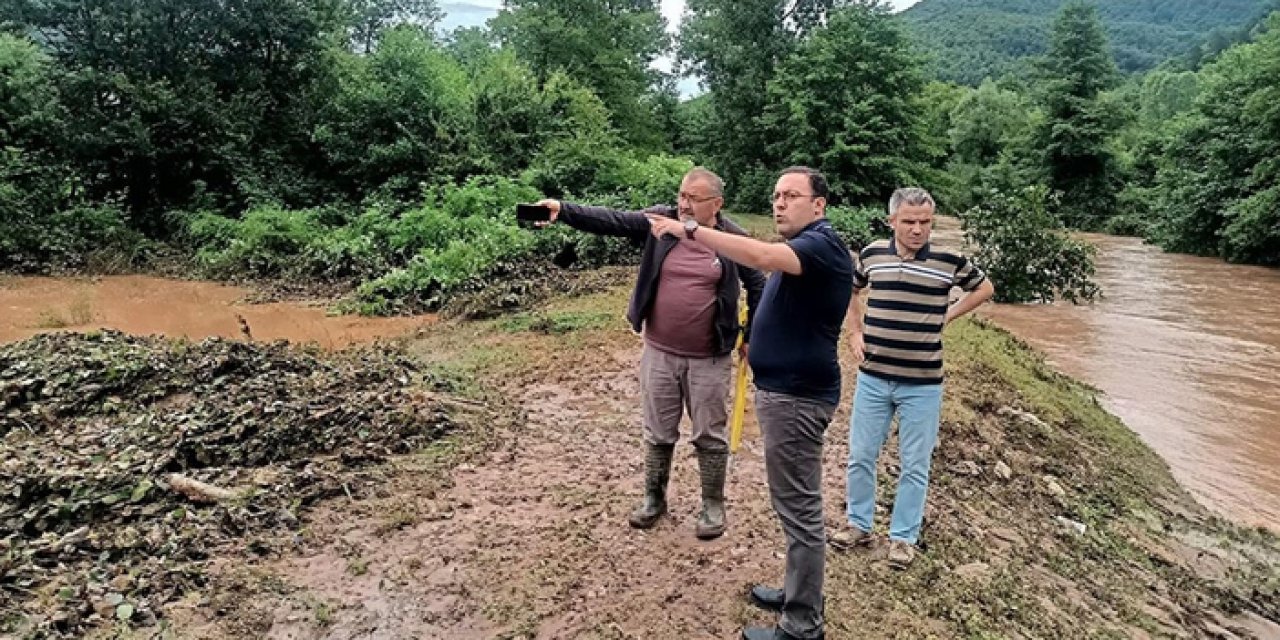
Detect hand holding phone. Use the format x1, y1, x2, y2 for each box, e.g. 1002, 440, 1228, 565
516, 201, 557, 228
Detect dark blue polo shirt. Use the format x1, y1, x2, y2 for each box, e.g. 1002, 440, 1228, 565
748, 219, 854, 405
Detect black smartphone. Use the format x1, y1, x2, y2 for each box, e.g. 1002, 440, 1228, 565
515, 203, 552, 228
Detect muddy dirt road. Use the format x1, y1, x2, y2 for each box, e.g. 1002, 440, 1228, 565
153, 284, 1279, 640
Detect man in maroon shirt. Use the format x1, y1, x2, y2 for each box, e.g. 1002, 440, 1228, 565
535, 168, 765, 538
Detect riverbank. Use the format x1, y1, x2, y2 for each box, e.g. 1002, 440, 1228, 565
3, 277, 1277, 638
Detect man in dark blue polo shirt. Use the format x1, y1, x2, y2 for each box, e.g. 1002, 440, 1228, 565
647, 166, 852, 640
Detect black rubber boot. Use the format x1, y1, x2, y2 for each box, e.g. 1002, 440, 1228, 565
695, 449, 728, 539
628, 443, 674, 529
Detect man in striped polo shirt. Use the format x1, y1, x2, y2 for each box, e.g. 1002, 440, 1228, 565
831, 187, 995, 569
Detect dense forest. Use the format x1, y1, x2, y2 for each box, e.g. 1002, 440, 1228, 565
1, 0, 1278, 311
902, 0, 1276, 84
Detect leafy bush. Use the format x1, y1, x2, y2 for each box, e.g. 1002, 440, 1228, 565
354, 223, 534, 314
960, 186, 1100, 304
590, 154, 694, 209
0, 150, 146, 271
190, 206, 327, 278
826, 206, 886, 251
186, 173, 648, 314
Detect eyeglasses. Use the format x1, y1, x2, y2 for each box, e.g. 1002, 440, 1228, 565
771, 192, 819, 204
678, 192, 719, 204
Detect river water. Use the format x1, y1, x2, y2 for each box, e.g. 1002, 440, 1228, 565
930, 219, 1280, 531
0, 275, 434, 349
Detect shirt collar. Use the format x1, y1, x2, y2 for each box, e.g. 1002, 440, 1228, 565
888, 237, 931, 261
802, 218, 830, 233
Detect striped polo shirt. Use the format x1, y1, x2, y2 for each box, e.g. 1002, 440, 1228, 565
852, 238, 987, 384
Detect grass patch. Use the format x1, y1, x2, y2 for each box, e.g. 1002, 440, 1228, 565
30, 297, 94, 329
32, 308, 70, 328
345, 558, 369, 577
67, 297, 94, 324
730, 212, 776, 240
310, 598, 335, 627
497, 309, 613, 335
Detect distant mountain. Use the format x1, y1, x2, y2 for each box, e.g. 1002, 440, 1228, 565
900, 0, 1270, 84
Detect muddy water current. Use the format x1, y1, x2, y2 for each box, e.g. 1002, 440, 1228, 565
931, 218, 1280, 531
0, 275, 433, 349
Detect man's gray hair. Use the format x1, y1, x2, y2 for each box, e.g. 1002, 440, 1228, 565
684, 166, 724, 197
888, 187, 935, 217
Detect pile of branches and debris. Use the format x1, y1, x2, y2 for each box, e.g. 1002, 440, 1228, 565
1, 330, 470, 636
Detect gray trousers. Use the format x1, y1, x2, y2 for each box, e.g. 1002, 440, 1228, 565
756, 389, 837, 639
639, 342, 733, 452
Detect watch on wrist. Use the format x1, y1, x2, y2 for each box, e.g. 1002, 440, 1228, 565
684, 218, 699, 239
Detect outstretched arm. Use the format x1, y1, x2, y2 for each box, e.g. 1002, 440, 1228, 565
645, 214, 802, 275
537, 199, 654, 239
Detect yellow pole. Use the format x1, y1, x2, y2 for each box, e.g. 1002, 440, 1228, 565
729, 304, 749, 454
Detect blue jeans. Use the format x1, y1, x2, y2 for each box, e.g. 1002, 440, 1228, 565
845, 371, 943, 544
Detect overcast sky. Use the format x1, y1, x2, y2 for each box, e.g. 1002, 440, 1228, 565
438, 0, 925, 95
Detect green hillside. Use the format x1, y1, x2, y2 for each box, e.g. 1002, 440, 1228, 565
902, 0, 1270, 83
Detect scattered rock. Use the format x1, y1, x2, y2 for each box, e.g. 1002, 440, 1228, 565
108, 573, 134, 592
953, 562, 991, 580
994, 461, 1013, 481
951, 461, 982, 477
1043, 475, 1067, 499
989, 528, 1021, 544
998, 406, 1050, 431
1054, 516, 1087, 536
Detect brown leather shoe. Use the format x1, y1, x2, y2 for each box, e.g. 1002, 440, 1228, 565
887, 539, 917, 569
828, 527, 872, 551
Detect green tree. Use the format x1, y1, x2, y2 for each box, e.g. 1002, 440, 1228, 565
960, 186, 1099, 304
0, 34, 139, 270
347, 0, 442, 53
950, 79, 1036, 168
0, 32, 60, 152
446, 25, 498, 70
759, 3, 929, 206
491, 0, 672, 150
5, 0, 349, 230
919, 81, 966, 162
1152, 14, 1280, 264
314, 26, 476, 199
1, 33, 67, 262
679, 0, 791, 210
1034, 1, 1124, 229
901, 0, 1264, 85
1137, 68, 1200, 124
519, 72, 625, 198
943, 79, 1039, 212
913, 81, 968, 211
468, 50, 552, 176
463, 47, 618, 181
671, 93, 714, 159
1110, 68, 1199, 236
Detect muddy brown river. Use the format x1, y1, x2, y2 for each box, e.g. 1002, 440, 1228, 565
929, 219, 1280, 532
0, 275, 434, 349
